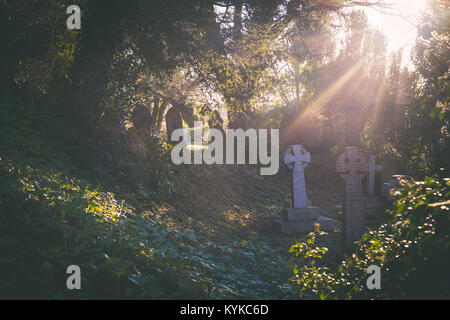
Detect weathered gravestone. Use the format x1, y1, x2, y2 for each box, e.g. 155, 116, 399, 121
367, 155, 383, 196
129, 104, 152, 154
364, 155, 384, 214
272, 145, 337, 234
166, 106, 183, 145
336, 147, 369, 249
132, 104, 152, 135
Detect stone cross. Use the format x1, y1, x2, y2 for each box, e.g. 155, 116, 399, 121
367, 155, 382, 196
284, 145, 311, 208
336, 147, 369, 249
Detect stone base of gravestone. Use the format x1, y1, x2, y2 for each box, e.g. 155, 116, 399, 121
272, 207, 340, 234
282, 207, 320, 220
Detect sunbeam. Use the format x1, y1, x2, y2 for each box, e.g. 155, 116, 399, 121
285, 59, 365, 135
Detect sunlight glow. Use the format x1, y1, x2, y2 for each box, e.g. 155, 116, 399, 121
285, 59, 365, 134
364, 0, 427, 62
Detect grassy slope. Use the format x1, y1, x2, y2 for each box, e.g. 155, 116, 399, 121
0, 95, 343, 299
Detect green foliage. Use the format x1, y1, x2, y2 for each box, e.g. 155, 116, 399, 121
0, 96, 293, 299
362, 0, 449, 175
0, 157, 197, 298
0, 157, 293, 298
0, 0, 82, 94
289, 177, 450, 299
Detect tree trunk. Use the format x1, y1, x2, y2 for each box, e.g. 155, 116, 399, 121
233, 1, 243, 41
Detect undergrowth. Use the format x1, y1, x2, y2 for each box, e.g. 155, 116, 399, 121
0, 95, 294, 299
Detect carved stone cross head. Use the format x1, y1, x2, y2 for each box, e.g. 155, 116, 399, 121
284, 145, 311, 172
336, 147, 369, 180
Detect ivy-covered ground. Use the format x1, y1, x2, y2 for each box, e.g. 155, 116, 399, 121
2, 95, 448, 300
0, 95, 344, 299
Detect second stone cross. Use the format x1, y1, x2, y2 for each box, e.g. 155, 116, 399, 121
336, 147, 369, 249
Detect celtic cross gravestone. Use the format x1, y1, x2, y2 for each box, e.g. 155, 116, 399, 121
284, 145, 311, 208
272, 145, 338, 234
336, 147, 369, 249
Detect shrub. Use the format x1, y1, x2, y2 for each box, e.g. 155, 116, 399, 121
289, 176, 450, 299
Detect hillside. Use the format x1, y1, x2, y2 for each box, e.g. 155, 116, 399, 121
0, 95, 346, 299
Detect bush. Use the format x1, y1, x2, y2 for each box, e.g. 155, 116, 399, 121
289, 176, 450, 299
